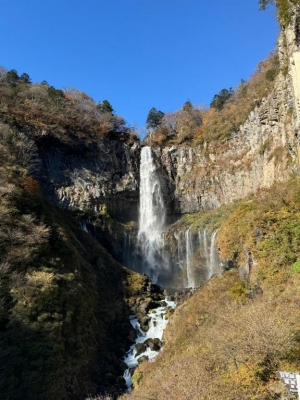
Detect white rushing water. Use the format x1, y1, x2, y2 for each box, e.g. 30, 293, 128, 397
203, 230, 210, 279
138, 146, 166, 282
199, 230, 210, 281
208, 229, 219, 278
177, 229, 221, 288
123, 298, 176, 389
186, 226, 195, 288
80, 220, 89, 232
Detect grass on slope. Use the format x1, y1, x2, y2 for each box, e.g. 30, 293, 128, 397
121, 176, 300, 400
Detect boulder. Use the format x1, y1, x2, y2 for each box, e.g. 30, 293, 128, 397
116, 375, 127, 390
144, 338, 162, 351
165, 306, 175, 320
138, 298, 160, 314
137, 355, 149, 363
140, 315, 150, 331
135, 342, 147, 356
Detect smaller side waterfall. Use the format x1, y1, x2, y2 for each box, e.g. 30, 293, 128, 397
186, 226, 195, 288
177, 230, 186, 272
80, 220, 89, 232
208, 229, 219, 279
176, 228, 221, 288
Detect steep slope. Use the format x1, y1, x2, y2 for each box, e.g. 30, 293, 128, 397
0, 72, 141, 222
1, 2, 300, 399
121, 176, 300, 400
0, 123, 150, 399
155, 60, 298, 214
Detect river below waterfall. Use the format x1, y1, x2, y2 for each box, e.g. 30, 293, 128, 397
123, 298, 176, 389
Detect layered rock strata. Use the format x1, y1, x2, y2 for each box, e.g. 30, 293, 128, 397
155, 22, 300, 215
37, 135, 140, 221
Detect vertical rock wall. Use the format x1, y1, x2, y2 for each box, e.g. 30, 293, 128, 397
155, 15, 300, 215
38, 135, 140, 222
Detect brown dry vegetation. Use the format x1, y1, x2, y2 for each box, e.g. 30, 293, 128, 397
147, 52, 279, 148
121, 177, 300, 400
121, 272, 300, 399
0, 68, 137, 145
200, 52, 279, 145
0, 122, 145, 399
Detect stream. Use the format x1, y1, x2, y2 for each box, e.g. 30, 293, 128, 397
123, 298, 176, 389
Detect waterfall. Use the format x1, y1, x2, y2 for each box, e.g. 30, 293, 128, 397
175, 228, 221, 288
203, 229, 211, 280
138, 146, 166, 282
80, 220, 89, 232
186, 226, 195, 288
177, 231, 186, 271
198, 229, 211, 281
208, 229, 219, 278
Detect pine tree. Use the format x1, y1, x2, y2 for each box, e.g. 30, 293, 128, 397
146, 107, 164, 130
97, 100, 114, 115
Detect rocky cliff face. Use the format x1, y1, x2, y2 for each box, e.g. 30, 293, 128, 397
138, 7, 300, 290
156, 65, 299, 216
33, 5, 300, 282
36, 7, 300, 225
150, 5, 300, 216
37, 134, 140, 222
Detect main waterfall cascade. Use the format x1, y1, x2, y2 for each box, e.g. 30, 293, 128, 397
138, 146, 168, 283
121, 148, 222, 390
136, 146, 221, 287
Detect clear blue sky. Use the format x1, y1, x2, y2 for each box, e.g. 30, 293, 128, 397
0, 0, 278, 132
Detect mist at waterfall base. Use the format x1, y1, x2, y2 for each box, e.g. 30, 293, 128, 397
126, 146, 221, 289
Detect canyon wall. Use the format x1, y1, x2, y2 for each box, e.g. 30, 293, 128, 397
36, 4, 300, 233
156, 25, 300, 215
37, 134, 140, 222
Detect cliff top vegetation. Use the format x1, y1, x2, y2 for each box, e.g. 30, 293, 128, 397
259, 0, 300, 25
144, 51, 280, 147
0, 67, 138, 146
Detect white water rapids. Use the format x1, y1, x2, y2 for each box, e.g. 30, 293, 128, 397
123, 298, 176, 389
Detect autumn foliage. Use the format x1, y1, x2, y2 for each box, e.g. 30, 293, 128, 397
147, 52, 279, 147
120, 177, 300, 400
0, 67, 134, 145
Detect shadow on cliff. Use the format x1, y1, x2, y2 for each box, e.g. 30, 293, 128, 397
0, 187, 147, 400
